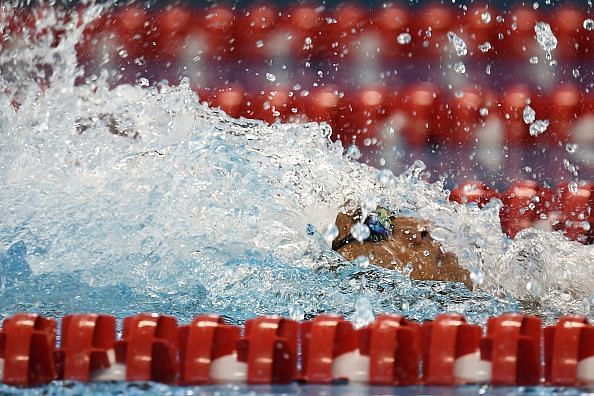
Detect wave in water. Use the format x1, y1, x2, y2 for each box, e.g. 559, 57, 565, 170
0, 4, 591, 324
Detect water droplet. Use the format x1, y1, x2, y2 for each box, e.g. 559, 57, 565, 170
470, 268, 485, 287
396, 32, 411, 45
323, 223, 339, 243
481, 11, 492, 24
265, 73, 276, 82
350, 296, 375, 329
377, 169, 394, 185
478, 42, 492, 53
423, 250, 430, 257
355, 255, 370, 268
403, 262, 414, 276
361, 195, 377, 214
303, 36, 313, 50
256, 40, 265, 48
118, 49, 128, 59
565, 143, 578, 154
523, 105, 536, 124
454, 61, 466, 74
526, 279, 543, 297
288, 304, 305, 321
529, 56, 539, 64
568, 181, 578, 193
582, 294, 593, 314
529, 119, 549, 136
351, 222, 370, 242
563, 159, 579, 177
447, 31, 468, 56
534, 21, 558, 55
572, 68, 580, 78
345, 144, 362, 160
137, 77, 149, 87
479, 107, 489, 117
584, 18, 594, 31
403, 160, 427, 180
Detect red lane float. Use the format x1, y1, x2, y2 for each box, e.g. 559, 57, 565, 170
0, 314, 56, 386
115, 313, 178, 383
535, 85, 582, 146
56, 314, 116, 382
552, 7, 586, 60
558, 181, 593, 244
65, 5, 594, 63
461, 4, 497, 58
449, 181, 499, 208
112, 6, 153, 61
283, 4, 325, 60
442, 87, 497, 147
371, 4, 411, 61
179, 315, 299, 384
318, 4, 369, 62
299, 314, 362, 383
399, 83, 444, 148
198, 86, 250, 120
177, 5, 236, 66
363, 314, 421, 385
335, 87, 391, 145
299, 314, 422, 384
153, 6, 191, 63
503, 8, 541, 59
421, 313, 485, 385
545, 315, 594, 386
235, 4, 279, 61
294, 86, 341, 130
249, 87, 296, 124
499, 180, 543, 239
412, 5, 455, 58
0, 313, 592, 386
238, 316, 298, 384
451, 179, 593, 244
480, 313, 541, 386
178, 315, 241, 385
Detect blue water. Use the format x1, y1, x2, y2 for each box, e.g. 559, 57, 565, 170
1, 383, 593, 395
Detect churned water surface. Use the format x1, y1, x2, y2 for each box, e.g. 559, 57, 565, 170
0, 1, 591, 339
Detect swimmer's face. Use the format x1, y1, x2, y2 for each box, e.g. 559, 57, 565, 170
334, 212, 471, 288
386, 217, 444, 268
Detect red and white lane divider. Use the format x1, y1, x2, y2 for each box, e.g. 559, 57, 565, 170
0, 312, 592, 387
69, 4, 594, 64
195, 84, 594, 151
450, 180, 593, 244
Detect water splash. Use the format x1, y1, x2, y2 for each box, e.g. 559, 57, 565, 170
523, 105, 536, 124
534, 21, 558, 60
0, 4, 591, 328
396, 32, 411, 45
478, 42, 492, 53
447, 32, 468, 56
529, 119, 549, 136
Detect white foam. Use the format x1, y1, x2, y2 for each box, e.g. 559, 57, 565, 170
0, 5, 591, 322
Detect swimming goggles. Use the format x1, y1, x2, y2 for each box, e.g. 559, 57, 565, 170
333, 207, 393, 250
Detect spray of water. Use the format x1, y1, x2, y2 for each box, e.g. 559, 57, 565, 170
0, 4, 591, 325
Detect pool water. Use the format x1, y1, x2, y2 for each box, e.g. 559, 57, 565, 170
0, 3, 592, 393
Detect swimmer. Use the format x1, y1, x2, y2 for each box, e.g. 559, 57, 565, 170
332, 207, 473, 289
